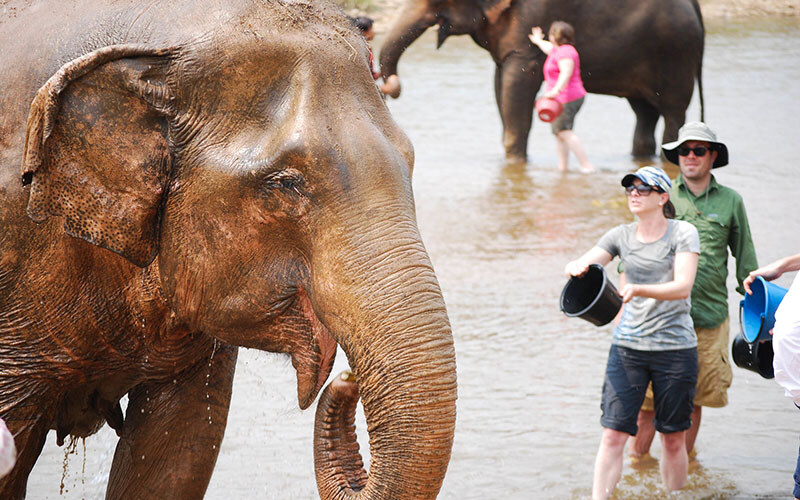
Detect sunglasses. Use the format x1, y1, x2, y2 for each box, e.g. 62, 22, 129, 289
677, 146, 711, 157
625, 184, 660, 196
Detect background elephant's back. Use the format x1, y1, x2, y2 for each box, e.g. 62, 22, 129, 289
567, 0, 704, 96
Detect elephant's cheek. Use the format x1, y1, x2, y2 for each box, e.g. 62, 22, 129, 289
290, 289, 338, 410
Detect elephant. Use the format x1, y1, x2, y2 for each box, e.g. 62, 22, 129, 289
0, 0, 457, 498
379, 0, 705, 162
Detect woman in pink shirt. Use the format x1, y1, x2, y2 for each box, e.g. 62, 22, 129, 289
529, 21, 595, 173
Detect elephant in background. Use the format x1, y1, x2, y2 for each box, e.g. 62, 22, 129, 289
0, 0, 456, 498
380, 0, 705, 162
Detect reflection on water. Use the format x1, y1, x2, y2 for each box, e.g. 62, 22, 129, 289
26, 18, 800, 500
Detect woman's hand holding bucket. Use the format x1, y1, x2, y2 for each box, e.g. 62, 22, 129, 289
564, 247, 613, 278
564, 259, 590, 278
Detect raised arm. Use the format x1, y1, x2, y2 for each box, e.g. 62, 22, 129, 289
619, 251, 699, 303
528, 26, 553, 54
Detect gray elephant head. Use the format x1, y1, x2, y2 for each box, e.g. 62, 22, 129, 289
3, 0, 457, 497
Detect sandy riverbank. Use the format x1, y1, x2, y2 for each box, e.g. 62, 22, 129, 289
343, 0, 799, 34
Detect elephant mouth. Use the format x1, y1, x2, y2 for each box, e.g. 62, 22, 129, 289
291, 288, 338, 410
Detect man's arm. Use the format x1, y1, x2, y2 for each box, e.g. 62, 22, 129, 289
729, 195, 758, 294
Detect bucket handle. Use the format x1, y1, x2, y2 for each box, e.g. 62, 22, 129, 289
739, 298, 767, 344
738, 299, 745, 340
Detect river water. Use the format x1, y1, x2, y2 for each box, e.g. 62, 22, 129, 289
27, 17, 800, 500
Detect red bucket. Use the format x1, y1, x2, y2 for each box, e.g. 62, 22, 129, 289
535, 97, 563, 123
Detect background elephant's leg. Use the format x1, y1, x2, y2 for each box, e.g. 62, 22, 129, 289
498, 57, 539, 162
627, 97, 659, 157
0, 400, 53, 500
106, 344, 238, 500
494, 65, 504, 129
660, 105, 687, 151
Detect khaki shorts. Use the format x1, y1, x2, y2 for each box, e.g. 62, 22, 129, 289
641, 318, 732, 411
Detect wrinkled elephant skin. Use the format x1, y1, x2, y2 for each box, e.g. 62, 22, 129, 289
0, 1, 457, 499
380, 0, 705, 161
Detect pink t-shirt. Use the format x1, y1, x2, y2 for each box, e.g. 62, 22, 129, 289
543, 44, 587, 104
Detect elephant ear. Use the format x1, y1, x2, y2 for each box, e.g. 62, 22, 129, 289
21, 45, 178, 267
482, 0, 513, 24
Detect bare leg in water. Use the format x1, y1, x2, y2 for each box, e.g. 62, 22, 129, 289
556, 129, 595, 173
630, 406, 701, 459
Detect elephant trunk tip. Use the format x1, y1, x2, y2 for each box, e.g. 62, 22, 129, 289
314, 371, 367, 497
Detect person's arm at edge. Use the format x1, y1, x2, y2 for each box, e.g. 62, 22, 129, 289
744, 253, 800, 294
619, 251, 699, 303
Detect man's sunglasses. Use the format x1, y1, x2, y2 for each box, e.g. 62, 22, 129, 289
677, 146, 711, 157
625, 184, 661, 196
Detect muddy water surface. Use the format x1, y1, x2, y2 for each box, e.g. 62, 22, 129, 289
27, 18, 800, 499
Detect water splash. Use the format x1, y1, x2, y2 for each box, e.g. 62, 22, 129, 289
59, 436, 82, 495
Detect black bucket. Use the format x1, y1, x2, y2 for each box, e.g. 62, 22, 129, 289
731, 331, 774, 379
559, 264, 623, 327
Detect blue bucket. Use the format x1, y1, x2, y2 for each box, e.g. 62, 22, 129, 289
739, 276, 788, 343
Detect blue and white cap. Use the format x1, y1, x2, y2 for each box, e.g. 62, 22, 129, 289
621, 166, 671, 193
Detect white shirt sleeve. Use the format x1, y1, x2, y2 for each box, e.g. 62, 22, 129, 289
772, 273, 800, 405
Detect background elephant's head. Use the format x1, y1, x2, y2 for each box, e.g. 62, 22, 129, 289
380, 0, 513, 78
20, 3, 456, 498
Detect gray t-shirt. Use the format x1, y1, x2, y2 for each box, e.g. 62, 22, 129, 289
597, 219, 701, 351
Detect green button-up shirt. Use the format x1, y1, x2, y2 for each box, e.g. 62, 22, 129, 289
670, 174, 758, 329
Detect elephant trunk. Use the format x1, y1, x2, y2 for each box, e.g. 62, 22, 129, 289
314, 355, 456, 499
309, 229, 457, 499
379, 2, 435, 79
314, 371, 367, 493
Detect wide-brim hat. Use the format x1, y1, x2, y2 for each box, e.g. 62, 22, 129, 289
621, 165, 672, 194
662, 121, 729, 168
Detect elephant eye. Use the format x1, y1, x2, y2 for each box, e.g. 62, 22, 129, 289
262, 169, 307, 197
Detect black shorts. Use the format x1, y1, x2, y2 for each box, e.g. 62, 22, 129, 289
551, 96, 584, 133
600, 344, 698, 435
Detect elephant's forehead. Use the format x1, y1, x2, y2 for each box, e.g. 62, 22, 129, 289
179, 24, 370, 101
222, 26, 365, 74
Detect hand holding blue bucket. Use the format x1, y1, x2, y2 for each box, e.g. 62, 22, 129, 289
739, 276, 788, 343
560, 264, 622, 327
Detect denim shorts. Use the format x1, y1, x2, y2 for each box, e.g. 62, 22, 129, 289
600, 344, 698, 435
550, 96, 584, 133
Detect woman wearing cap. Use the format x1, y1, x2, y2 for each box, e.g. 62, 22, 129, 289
529, 21, 595, 173
564, 166, 700, 499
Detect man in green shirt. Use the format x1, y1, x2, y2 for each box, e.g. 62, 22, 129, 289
628, 122, 758, 461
